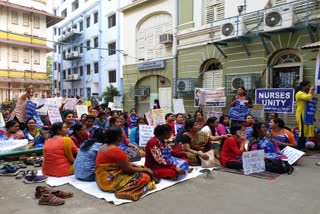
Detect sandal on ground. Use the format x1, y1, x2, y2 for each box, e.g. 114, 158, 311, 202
38, 193, 65, 206
0, 164, 18, 176
16, 171, 26, 179
17, 162, 27, 169
35, 186, 73, 199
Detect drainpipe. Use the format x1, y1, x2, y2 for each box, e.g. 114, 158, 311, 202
83, 12, 87, 99
116, 0, 122, 93
98, 0, 102, 96
173, 0, 179, 98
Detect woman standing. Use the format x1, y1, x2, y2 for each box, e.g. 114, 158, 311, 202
295, 80, 315, 149
229, 87, 253, 125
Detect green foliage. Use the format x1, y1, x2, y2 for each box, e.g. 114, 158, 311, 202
102, 85, 120, 104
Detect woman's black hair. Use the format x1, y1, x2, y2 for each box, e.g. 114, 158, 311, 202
97, 111, 106, 118
49, 122, 64, 137
153, 124, 172, 137
194, 110, 203, 120
86, 115, 96, 121
80, 113, 88, 119
205, 117, 218, 135
70, 123, 84, 136
295, 80, 311, 99
165, 113, 174, 120
81, 128, 106, 150
109, 117, 120, 126
111, 110, 119, 117
175, 113, 184, 119
5, 120, 19, 129
230, 125, 243, 135
238, 86, 247, 95
154, 99, 160, 108
130, 108, 136, 113
245, 114, 253, 119
219, 114, 230, 124
272, 118, 285, 129
184, 119, 196, 132
25, 118, 37, 126
252, 122, 265, 139
62, 110, 74, 119
103, 126, 123, 145
137, 117, 146, 124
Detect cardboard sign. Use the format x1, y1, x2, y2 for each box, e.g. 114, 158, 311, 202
76, 105, 88, 118
251, 104, 265, 122
0, 139, 29, 153
138, 125, 154, 147
173, 99, 185, 114
152, 109, 166, 126
242, 150, 266, 175
145, 111, 153, 126
281, 146, 305, 165
85, 101, 92, 107
113, 96, 123, 110
64, 98, 77, 110
34, 98, 48, 115
47, 104, 63, 124
304, 97, 318, 125
0, 113, 5, 128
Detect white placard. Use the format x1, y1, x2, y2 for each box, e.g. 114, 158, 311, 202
0, 113, 5, 128
145, 111, 153, 126
108, 102, 114, 109
152, 109, 166, 126
35, 98, 48, 115
76, 105, 88, 118
64, 98, 77, 110
47, 104, 63, 124
281, 146, 305, 165
0, 139, 28, 153
242, 150, 265, 175
173, 99, 185, 114
138, 125, 154, 147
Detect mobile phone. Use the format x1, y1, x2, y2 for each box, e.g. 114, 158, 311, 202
236, 130, 242, 136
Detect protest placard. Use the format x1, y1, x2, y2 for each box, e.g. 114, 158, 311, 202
85, 101, 92, 107
34, 98, 48, 115
145, 111, 153, 126
251, 104, 265, 121
76, 105, 88, 118
207, 111, 223, 120
304, 97, 318, 125
281, 146, 305, 165
64, 98, 77, 110
255, 88, 294, 113
242, 150, 265, 175
0, 139, 29, 153
0, 113, 5, 128
108, 102, 114, 109
113, 96, 123, 110
152, 109, 166, 126
173, 99, 185, 114
139, 125, 154, 147
194, 88, 226, 107
47, 104, 63, 124
26, 101, 43, 127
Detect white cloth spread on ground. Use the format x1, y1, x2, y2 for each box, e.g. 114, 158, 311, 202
42, 158, 217, 205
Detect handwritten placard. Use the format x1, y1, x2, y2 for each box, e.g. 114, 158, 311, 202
242, 150, 265, 175
35, 98, 48, 115
145, 111, 153, 126
251, 104, 265, 122
0, 113, 5, 128
76, 105, 88, 118
304, 97, 318, 125
139, 125, 154, 147
152, 109, 166, 126
173, 99, 185, 114
281, 146, 305, 165
0, 139, 29, 153
64, 98, 77, 110
47, 104, 63, 124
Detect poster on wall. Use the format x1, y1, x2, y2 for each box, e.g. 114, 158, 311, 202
194, 88, 226, 107
173, 99, 185, 114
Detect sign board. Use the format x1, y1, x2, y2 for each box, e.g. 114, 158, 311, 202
85, 101, 92, 107
281, 146, 305, 165
137, 60, 166, 71
0, 113, 5, 128
242, 150, 266, 175
152, 109, 166, 126
251, 104, 265, 122
0, 139, 28, 153
108, 102, 114, 109
304, 97, 318, 125
47, 104, 63, 124
173, 99, 185, 114
207, 111, 223, 120
194, 88, 226, 107
145, 111, 153, 126
138, 125, 154, 147
255, 88, 294, 113
113, 96, 123, 110
35, 98, 48, 115
64, 98, 77, 110
76, 105, 88, 118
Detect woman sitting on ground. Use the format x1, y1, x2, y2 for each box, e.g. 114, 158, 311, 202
217, 114, 231, 135
70, 123, 90, 148
174, 113, 185, 136
42, 122, 78, 177
23, 118, 47, 148
145, 124, 189, 180
94, 112, 109, 129
220, 125, 246, 169
119, 113, 130, 137
129, 117, 147, 146
74, 128, 104, 181
95, 127, 156, 201
194, 110, 206, 130
79, 113, 88, 125
127, 108, 139, 128
110, 117, 138, 150
62, 110, 78, 136
270, 118, 297, 150
85, 115, 98, 136
0, 120, 24, 141
241, 114, 255, 141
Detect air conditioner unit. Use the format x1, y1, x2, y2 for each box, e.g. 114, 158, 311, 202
264, 5, 294, 32
134, 88, 150, 96
159, 33, 173, 44
230, 76, 255, 91
220, 17, 247, 40
72, 74, 79, 79
176, 80, 193, 92
71, 29, 80, 34
58, 35, 64, 42
65, 31, 71, 38
70, 51, 79, 58
66, 75, 72, 80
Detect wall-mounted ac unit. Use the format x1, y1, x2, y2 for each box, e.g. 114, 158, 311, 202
66, 75, 72, 80
134, 88, 150, 96
70, 51, 79, 58
70, 29, 80, 34
220, 17, 247, 40
264, 5, 294, 32
72, 74, 79, 79
159, 33, 173, 44
231, 76, 255, 91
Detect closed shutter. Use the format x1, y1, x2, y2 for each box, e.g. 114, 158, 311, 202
206, 0, 224, 24
203, 70, 223, 89
137, 31, 145, 59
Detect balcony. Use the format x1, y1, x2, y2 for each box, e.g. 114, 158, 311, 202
65, 74, 81, 82
57, 29, 82, 43
65, 51, 81, 60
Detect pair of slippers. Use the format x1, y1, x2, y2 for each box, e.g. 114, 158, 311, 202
36, 186, 73, 206
0, 164, 19, 176
16, 170, 38, 179
24, 157, 43, 167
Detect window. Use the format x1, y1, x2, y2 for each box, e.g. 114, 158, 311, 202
108, 14, 116, 28
12, 48, 18, 62
72, 0, 79, 12
33, 15, 40, 29
72, 24, 77, 29
34, 50, 40, 64
74, 67, 78, 74
86, 16, 90, 28
23, 13, 29, 26
80, 88, 83, 96
86, 40, 91, 50
68, 68, 71, 75
11, 11, 18, 25
58, 63, 61, 72
79, 21, 83, 31
80, 66, 83, 76
86, 64, 91, 75
58, 28, 61, 35
79, 43, 83, 53
108, 42, 116, 55
94, 12, 98, 24
61, 9, 67, 18
204, 0, 224, 24
63, 70, 66, 79
54, 28, 57, 35
53, 62, 57, 70
73, 46, 77, 51
94, 37, 98, 48
23, 49, 30, 63
94, 62, 99, 73
109, 70, 116, 83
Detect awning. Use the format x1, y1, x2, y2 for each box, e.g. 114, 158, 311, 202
0, 39, 53, 52
300, 41, 320, 50
0, 77, 52, 85
0, 1, 63, 28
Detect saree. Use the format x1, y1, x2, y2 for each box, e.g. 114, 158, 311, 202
95, 163, 155, 201
63, 137, 75, 175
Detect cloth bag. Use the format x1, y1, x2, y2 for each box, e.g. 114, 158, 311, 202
199, 149, 221, 168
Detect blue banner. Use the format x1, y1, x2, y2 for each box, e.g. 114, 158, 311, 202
255, 88, 294, 113
304, 97, 318, 125
26, 101, 43, 127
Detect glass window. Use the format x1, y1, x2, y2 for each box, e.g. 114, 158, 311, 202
94, 12, 98, 24
86, 64, 91, 75
108, 14, 116, 28
12, 48, 18, 62
33, 15, 40, 29
23, 49, 30, 63
80, 66, 83, 76
108, 42, 116, 55
86, 40, 91, 50
11, 11, 18, 25
109, 70, 116, 83
94, 62, 99, 73
94, 37, 98, 48
86, 16, 90, 28
72, 0, 79, 12
23, 13, 29, 27
61, 9, 67, 18
79, 21, 83, 31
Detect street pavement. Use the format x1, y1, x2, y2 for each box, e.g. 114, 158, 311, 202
0, 156, 319, 214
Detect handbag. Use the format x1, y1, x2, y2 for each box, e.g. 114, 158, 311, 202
199, 149, 221, 168
126, 148, 141, 162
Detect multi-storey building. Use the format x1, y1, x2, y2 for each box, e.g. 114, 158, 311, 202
51, 0, 123, 99
0, 0, 62, 102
